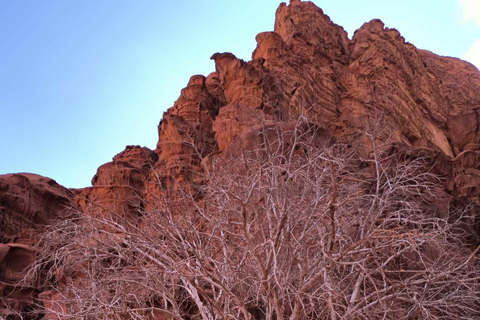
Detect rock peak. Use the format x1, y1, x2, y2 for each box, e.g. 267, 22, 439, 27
2, 1, 480, 316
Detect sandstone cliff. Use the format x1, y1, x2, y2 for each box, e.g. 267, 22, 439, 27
1, 0, 480, 317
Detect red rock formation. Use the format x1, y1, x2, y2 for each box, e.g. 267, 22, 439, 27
0, 173, 73, 316
0, 173, 73, 243
152, 74, 224, 189
2, 0, 480, 317
74, 145, 158, 218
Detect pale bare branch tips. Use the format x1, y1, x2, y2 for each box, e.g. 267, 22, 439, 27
22, 116, 480, 319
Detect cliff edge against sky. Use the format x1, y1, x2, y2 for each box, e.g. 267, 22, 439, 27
1, 1, 480, 318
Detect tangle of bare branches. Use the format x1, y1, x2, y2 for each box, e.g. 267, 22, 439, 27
16, 116, 480, 320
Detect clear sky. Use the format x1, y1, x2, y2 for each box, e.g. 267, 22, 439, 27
1, 0, 479, 188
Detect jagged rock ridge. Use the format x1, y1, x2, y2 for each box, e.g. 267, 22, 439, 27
1, 0, 480, 317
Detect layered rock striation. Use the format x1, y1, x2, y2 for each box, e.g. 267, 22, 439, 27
0, 174, 73, 316
72, 0, 480, 216
1, 0, 480, 317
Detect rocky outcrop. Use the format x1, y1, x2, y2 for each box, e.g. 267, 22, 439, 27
74, 145, 158, 218
2, 0, 480, 317
151, 74, 224, 190
0, 174, 73, 317
0, 173, 73, 243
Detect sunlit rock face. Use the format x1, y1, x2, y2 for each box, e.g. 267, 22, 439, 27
74, 145, 158, 218
2, 0, 480, 317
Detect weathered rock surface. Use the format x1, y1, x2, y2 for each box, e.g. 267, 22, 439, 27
74, 145, 158, 218
0, 174, 73, 316
2, 0, 480, 317
0, 173, 73, 243
151, 74, 224, 192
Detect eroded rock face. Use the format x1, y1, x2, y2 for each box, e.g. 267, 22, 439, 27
2, 0, 480, 317
0, 174, 73, 316
126, 1, 480, 253
74, 145, 158, 218
340, 20, 452, 156
419, 50, 480, 153
154, 74, 224, 181
0, 173, 73, 243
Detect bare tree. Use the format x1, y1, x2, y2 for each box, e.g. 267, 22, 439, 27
22, 116, 480, 319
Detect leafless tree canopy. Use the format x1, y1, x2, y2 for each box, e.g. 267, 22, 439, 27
22, 117, 480, 319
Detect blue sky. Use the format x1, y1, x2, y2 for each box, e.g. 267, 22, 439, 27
1, 0, 479, 188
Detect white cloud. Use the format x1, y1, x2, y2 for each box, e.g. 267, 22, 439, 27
458, 0, 480, 25
464, 40, 480, 69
